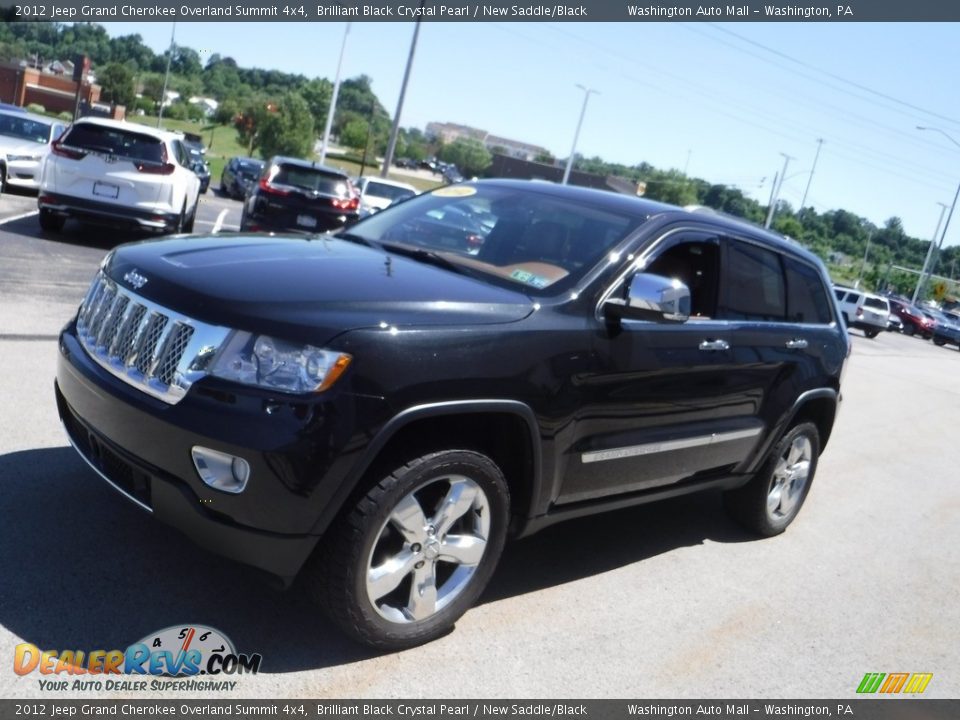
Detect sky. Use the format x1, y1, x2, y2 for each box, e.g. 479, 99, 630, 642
95, 21, 960, 246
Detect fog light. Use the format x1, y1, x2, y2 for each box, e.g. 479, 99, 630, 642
191, 447, 250, 494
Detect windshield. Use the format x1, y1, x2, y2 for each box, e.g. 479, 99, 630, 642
271, 163, 351, 196
0, 113, 53, 144
365, 181, 415, 202
63, 124, 164, 162
341, 184, 648, 295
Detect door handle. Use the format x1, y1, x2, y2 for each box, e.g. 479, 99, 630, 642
785, 338, 809, 350
699, 338, 730, 351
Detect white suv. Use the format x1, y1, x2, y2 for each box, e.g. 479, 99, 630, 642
834, 286, 888, 338
38, 118, 201, 234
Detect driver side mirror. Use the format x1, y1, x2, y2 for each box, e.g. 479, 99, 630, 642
604, 272, 691, 324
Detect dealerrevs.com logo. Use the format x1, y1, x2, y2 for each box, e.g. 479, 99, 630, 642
14, 625, 262, 692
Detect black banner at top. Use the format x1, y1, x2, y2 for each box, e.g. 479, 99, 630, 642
2, 0, 960, 22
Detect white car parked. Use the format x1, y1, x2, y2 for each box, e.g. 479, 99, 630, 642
354, 176, 417, 214
0, 108, 65, 193
833, 285, 889, 338
38, 118, 201, 234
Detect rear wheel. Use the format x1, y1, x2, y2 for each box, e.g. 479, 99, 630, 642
183, 199, 198, 233
724, 422, 820, 537
934, 337, 946, 347
0, 163, 6, 193
304, 450, 510, 650
864, 329, 880, 339
38, 209, 65, 233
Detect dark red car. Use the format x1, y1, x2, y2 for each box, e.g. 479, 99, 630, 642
889, 298, 934, 339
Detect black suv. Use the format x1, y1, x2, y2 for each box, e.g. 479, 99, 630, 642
55, 180, 849, 649
240, 157, 359, 233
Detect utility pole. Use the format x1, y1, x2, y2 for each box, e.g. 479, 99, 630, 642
157, 22, 176, 128
381, 2, 424, 179
856, 232, 873, 288
683, 149, 692, 176
319, 22, 350, 166
764, 152, 793, 229
912, 202, 949, 305
800, 138, 824, 210
562, 84, 599, 185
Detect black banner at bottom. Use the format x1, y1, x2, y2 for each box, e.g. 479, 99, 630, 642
0, 700, 956, 720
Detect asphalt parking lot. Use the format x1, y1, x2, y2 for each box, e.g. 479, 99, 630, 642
0, 191, 958, 700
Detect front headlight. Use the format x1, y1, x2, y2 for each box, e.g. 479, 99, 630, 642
209, 332, 352, 394
7, 154, 41, 162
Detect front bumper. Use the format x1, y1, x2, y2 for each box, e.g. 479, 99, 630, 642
54, 324, 371, 583
5, 159, 42, 190
39, 192, 179, 231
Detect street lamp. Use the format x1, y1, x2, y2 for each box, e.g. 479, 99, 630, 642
764, 152, 794, 229
157, 22, 176, 128
319, 22, 351, 166
914, 126, 960, 303
562, 84, 599, 185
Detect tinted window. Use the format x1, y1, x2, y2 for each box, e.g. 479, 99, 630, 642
271, 164, 350, 196
784, 256, 833, 324
718, 240, 786, 321
863, 296, 888, 310
834, 289, 846, 301
645, 235, 720, 319
64, 124, 164, 162
365, 181, 416, 202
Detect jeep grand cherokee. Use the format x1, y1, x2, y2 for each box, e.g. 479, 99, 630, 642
56, 180, 849, 649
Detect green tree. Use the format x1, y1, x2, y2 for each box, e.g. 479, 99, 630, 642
438, 138, 492, 177
98, 63, 136, 108
235, 98, 272, 155
257, 93, 315, 159
140, 74, 166, 112
339, 118, 371, 152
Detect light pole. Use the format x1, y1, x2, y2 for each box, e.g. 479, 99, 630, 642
319, 22, 350, 166
381, 2, 424, 179
914, 126, 960, 303
911, 202, 949, 305
800, 138, 824, 210
764, 152, 794, 229
157, 22, 176, 128
562, 84, 599, 185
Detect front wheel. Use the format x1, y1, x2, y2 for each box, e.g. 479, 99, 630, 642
903, 323, 916, 336
724, 422, 820, 537
305, 450, 510, 650
934, 337, 946, 346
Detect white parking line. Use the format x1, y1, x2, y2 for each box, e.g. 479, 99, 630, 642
195, 219, 240, 231
211, 208, 229, 234
0, 210, 39, 226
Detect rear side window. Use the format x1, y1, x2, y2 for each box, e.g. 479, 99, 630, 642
784, 257, 833, 324
272, 164, 350, 196
834, 289, 846, 301
864, 297, 888, 310
64, 124, 164, 163
718, 240, 785, 321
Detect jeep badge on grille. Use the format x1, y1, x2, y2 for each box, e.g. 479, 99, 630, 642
123, 269, 148, 289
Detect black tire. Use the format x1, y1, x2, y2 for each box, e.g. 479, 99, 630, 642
903, 323, 915, 336
304, 450, 510, 650
0, 163, 6, 194
934, 337, 946, 347
864, 329, 880, 339
182, 200, 197, 233
38, 208, 65, 233
723, 422, 820, 537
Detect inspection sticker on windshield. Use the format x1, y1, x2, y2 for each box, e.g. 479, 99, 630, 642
431, 185, 477, 197
511, 269, 550, 288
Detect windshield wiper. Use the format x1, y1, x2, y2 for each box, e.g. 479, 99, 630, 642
378, 242, 467, 276
335, 231, 375, 248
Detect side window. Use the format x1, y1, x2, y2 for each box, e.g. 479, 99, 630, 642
644, 234, 720, 319
834, 289, 846, 301
717, 239, 786, 321
784, 256, 833, 324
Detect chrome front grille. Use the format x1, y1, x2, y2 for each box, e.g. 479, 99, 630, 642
75, 272, 231, 405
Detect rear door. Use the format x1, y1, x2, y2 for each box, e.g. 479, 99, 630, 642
51, 123, 166, 209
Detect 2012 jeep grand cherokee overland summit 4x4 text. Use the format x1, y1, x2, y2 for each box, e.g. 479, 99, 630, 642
56, 180, 850, 649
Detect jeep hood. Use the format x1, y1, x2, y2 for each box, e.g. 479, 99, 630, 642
103, 234, 535, 345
